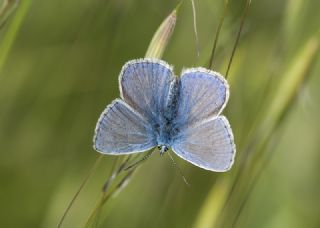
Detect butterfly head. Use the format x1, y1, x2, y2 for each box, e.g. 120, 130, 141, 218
157, 145, 169, 156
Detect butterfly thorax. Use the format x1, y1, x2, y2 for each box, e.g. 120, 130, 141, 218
155, 77, 180, 150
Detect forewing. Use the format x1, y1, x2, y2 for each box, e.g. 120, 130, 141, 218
175, 68, 229, 127
119, 59, 174, 122
172, 116, 235, 172
93, 99, 157, 154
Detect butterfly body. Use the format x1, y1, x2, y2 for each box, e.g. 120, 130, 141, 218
94, 59, 236, 172
156, 77, 180, 151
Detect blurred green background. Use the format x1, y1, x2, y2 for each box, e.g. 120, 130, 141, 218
0, 0, 320, 227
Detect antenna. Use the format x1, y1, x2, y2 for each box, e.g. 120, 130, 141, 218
124, 149, 156, 171
167, 151, 190, 187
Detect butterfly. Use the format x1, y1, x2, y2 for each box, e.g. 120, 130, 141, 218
93, 59, 236, 172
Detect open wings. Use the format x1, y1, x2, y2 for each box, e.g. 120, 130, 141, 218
171, 68, 235, 171
173, 68, 229, 128
119, 59, 175, 124
94, 99, 157, 154
172, 116, 235, 172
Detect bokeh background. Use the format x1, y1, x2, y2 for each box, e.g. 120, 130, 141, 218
0, 0, 320, 227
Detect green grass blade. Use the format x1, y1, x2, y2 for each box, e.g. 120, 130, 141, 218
0, 0, 19, 28
208, 0, 229, 69
145, 4, 179, 59
0, 0, 30, 74
194, 35, 319, 228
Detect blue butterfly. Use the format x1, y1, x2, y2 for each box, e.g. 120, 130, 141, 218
93, 59, 236, 172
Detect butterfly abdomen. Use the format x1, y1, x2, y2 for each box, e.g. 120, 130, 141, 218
156, 77, 181, 146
